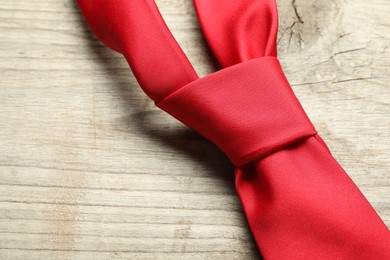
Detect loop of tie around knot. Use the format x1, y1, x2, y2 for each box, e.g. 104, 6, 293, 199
156, 56, 317, 166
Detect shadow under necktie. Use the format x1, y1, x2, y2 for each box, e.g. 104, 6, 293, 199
72, 2, 261, 258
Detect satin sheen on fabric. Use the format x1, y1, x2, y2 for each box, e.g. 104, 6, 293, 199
77, 0, 390, 259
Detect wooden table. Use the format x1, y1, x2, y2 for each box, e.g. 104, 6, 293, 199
0, 0, 389, 259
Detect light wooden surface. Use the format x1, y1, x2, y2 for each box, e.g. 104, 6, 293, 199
0, 0, 389, 259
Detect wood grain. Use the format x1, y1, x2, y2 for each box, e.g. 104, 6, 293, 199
0, 0, 389, 259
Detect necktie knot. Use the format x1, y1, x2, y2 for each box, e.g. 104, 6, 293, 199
157, 56, 317, 166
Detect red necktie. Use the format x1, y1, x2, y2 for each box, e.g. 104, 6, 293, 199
77, 0, 390, 259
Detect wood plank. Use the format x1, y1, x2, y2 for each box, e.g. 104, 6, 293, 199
0, 0, 389, 259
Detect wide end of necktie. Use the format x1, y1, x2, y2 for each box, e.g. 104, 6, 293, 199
192, 0, 390, 258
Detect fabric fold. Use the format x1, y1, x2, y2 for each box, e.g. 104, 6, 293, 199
156, 56, 317, 166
